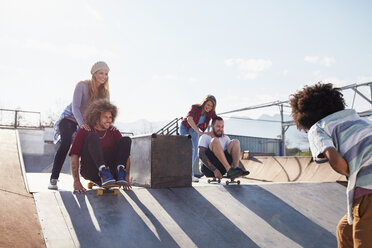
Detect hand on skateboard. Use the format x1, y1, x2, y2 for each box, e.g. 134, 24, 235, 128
74, 181, 87, 194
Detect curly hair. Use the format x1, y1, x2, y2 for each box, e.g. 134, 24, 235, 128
290, 83, 345, 131
84, 99, 118, 128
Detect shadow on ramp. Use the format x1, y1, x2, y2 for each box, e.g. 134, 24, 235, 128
224, 184, 339, 248
58, 187, 260, 248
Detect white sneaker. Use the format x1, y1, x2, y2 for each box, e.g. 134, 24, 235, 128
48, 179, 58, 190
192, 176, 199, 183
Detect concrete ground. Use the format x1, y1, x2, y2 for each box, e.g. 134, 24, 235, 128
1, 128, 348, 248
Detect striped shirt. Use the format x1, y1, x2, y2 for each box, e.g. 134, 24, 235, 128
308, 109, 372, 224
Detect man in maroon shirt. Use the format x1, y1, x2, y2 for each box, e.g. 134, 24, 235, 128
69, 99, 131, 193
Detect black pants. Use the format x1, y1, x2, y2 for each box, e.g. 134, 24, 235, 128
201, 149, 233, 177
80, 132, 131, 184
51, 118, 77, 180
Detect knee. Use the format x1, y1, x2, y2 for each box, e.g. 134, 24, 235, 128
231, 139, 240, 147
209, 138, 221, 150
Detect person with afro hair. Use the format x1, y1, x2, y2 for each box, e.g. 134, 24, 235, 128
290, 82, 372, 247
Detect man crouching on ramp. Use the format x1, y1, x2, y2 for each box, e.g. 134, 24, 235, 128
198, 116, 248, 179
69, 99, 132, 193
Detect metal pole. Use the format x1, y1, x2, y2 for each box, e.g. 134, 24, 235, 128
280, 104, 286, 156
370, 83, 372, 108
14, 110, 17, 129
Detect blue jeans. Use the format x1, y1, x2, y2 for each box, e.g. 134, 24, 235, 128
180, 123, 199, 176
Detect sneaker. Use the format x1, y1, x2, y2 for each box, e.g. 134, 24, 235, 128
100, 167, 116, 186
241, 170, 250, 176
116, 166, 128, 186
226, 167, 244, 178
48, 179, 58, 190
192, 176, 199, 182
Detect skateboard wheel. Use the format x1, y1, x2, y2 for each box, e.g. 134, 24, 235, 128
237, 180, 241, 185
87, 182, 94, 189
113, 189, 119, 195
207, 179, 211, 183
226, 181, 229, 185
97, 189, 103, 196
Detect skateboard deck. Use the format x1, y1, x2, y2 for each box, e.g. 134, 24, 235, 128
207, 170, 249, 185
87, 181, 120, 196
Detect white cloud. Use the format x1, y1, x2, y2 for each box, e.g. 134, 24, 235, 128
304, 56, 336, 67
225, 58, 272, 80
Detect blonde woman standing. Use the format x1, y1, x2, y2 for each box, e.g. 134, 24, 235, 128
49, 61, 110, 190
180, 95, 217, 182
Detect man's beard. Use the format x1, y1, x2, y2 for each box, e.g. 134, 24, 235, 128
213, 129, 223, 137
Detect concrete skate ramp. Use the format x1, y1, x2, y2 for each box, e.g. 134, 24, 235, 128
11, 129, 348, 247
241, 156, 346, 183
0, 129, 45, 248
34, 182, 346, 248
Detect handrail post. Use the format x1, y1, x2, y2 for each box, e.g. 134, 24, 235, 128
14, 110, 18, 129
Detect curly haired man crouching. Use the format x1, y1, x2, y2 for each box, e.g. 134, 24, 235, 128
69, 99, 132, 193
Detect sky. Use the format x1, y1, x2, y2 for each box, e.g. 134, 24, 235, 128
1, 0, 372, 129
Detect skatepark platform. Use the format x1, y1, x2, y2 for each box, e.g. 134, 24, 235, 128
1, 128, 348, 248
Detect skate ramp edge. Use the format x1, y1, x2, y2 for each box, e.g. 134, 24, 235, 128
241, 156, 346, 183
0, 129, 45, 248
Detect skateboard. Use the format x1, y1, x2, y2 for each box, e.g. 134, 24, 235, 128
87, 181, 121, 196
207, 176, 241, 185
207, 170, 250, 185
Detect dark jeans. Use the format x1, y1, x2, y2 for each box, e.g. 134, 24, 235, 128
51, 118, 77, 180
80, 132, 132, 184
201, 149, 232, 177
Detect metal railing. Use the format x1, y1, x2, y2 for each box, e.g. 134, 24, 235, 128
0, 108, 41, 129
156, 117, 183, 135
218, 81, 372, 156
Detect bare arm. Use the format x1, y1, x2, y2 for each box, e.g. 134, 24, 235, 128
323, 147, 350, 176
70, 154, 86, 193
123, 157, 132, 191
187, 116, 203, 135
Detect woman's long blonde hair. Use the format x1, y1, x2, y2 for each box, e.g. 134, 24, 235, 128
197, 94, 217, 112
82, 74, 109, 102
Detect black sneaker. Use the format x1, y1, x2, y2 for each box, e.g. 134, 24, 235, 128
241, 170, 250, 176
226, 167, 244, 178
100, 167, 116, 186
116, 166, 128, 186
